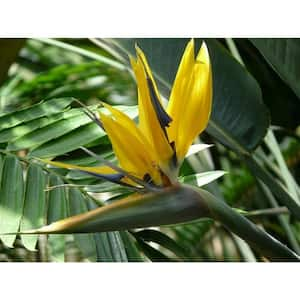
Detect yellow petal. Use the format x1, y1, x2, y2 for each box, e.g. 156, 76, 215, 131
101, 102, 154, 153
167, 39, 195, 144
41, 159, 139, 187
41, 159, 116, 175
167, 41, 212, 161
130, 48, 174, 173
100, 111, 162, 185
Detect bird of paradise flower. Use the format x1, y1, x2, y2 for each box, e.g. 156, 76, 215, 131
43, 39, 213, 192
29, 39, 221, 235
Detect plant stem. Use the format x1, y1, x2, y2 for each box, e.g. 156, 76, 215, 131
244, 207, 289, 217
196, 188, 300, 261
244, 154, 300, 220
257, 181, 300, 254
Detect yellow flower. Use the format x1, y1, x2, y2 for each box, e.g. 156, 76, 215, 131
44, 39, 212, 191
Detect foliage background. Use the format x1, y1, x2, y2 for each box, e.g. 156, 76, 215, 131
0, 38, 299, 262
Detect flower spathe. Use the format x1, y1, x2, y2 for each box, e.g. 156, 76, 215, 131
44, 39, 212, 190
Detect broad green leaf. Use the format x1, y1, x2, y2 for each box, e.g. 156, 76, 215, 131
233, 39, 300, 130
47, 174, 68, 261
68, 188, 97, 261
0, 97, 74, 130
0, 156, 24, 247
180, 171, 226, 187
108, 38, 269, 153
20, 164, 47, 251
250, 38, 300, 100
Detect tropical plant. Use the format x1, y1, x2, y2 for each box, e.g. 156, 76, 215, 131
0, 38, 299, 262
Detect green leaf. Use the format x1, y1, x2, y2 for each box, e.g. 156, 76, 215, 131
119, 231, 144, 262
105, 232, 128, 262
181, 171, 226, 187
244, 154, 300, 220
134, 235, 173, 262
47, 174, 68, 261
0, 97, 74, 130
29, 122, 105, 158
0, 156, 24, 247
68, 188, 97, 261
264, 130, 299, 202
7, 110, 93, 151
83, 181, 130, 194
0, 154, 3, 184
0, 107, 83, 144
108, 38, 269, 153
0, 114, 63, 143
134, 229, 188, 260
250, 38, 300, 100
20, 164, 47, 251
170, 219, 213, 258
85, 198, 128, 262
92, 231, 128, 262
36, 38, 125, 71
185, 144, 213, 157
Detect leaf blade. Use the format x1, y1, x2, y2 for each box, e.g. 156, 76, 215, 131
0, 156, 24, 247
0, 97, 74, 130
20, 164, 47, 251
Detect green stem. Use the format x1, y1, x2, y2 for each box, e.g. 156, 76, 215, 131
244, 154, 300, 220
196, 188, 300, 261
244, 207, 289, 217
257, 181, 300, 254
